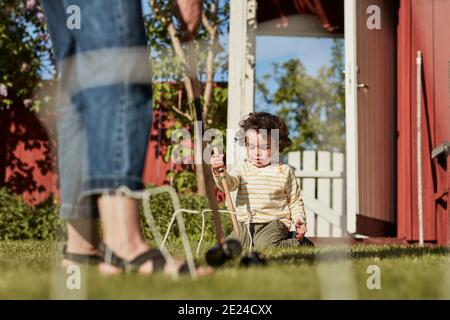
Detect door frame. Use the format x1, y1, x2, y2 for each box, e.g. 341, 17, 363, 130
344, 0, 358, 235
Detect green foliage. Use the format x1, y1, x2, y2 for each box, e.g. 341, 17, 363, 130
208, 85, 228, 131
0, 0, 54, 112
140, 186, 231, 245
257, 39, 346, 153
0, 188, 64, 240
152, 82, 228, 194
166, 170, 197, 194
0, 186, 230, 244
145, 0, 229, 84
144, 1, 229, 193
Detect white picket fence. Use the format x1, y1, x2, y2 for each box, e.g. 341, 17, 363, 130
287, 150, 346, 237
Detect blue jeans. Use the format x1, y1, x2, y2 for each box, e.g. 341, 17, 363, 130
41, 0, 152, 219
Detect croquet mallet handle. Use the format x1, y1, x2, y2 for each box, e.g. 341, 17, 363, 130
186, 37, 225, 246
212, 148, 240, 238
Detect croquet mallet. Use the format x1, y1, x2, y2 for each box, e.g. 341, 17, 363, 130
184, 38, 241, 267
212, 147, 240, 239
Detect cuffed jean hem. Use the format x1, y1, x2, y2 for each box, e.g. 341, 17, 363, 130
60, 176, 145, 220
60, 199, 100, 220
82, 176, 145, 192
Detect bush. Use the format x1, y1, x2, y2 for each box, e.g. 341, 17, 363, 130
0, 188, 64, 240
140, 186, 232, 246
0, 186, 231, 245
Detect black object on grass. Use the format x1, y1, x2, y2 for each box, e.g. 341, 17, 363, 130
240, 251, 267, 267
205, 239, 242, 267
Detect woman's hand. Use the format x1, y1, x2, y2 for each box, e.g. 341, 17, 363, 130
174, 0, 202, 42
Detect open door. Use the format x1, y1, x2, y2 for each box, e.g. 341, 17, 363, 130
345, 0, 397, 236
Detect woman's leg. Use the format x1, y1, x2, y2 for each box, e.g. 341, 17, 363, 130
62, 219, 101, 267
41, 0, 102, 264
97, 195, 151, 274
97, 195, 212, 275
63, 0, 155, 273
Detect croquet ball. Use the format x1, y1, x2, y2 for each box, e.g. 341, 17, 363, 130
240, 251, 267, 267
223, 239, 242, 258
205, 244, 228, 267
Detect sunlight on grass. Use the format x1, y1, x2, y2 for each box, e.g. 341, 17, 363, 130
0, 241, 448, 299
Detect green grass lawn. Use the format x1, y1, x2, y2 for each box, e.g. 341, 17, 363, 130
0, 240, 449, 299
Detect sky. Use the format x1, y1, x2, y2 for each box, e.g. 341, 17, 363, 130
255, 36, 336, 112
256, 36, 334, 77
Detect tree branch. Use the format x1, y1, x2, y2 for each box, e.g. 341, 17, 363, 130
202, 13, 214, 35
149, 0, 196, 104
202, 1, 218, 119
148, 0, 207, 197
172, 104, 193, 121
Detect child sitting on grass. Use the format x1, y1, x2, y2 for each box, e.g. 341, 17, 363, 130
211, 112, 314, 249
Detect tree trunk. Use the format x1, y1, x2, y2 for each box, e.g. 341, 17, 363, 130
193, 106, 208, 197
149, 0, 218, 198
194, 163, 206, 196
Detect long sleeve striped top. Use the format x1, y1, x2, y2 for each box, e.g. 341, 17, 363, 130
212, 160, 306, 229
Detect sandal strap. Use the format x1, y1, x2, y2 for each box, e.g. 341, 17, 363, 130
63, 245, 103, 265
101, 245, 126, 269
98, 245, 197, 275
129, 249, 166, 272
64, 252, 103, 264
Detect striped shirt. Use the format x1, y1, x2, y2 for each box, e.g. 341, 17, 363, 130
212, 160, 306, 229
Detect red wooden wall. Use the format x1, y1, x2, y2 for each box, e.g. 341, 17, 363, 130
1, 108, 58, 205
397, 0, 450, 244
1, 107, 216, 205
142, 109, 184, 186
0, 108, 176, 205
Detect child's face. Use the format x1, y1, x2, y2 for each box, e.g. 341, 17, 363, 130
245, 130, 272, 168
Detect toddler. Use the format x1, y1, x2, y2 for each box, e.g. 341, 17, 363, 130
211, 112, 314, 249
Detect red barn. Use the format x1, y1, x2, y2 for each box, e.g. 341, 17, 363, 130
396, 0, 450, 245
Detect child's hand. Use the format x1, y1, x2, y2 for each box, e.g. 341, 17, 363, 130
211, 153, 225, 175
295, 220, 307, 240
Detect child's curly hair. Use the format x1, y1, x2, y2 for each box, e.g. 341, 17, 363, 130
235, 112, 292, 152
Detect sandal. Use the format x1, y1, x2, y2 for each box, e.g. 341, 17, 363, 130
100, 244, 194, 275
63, 245, 103, 265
